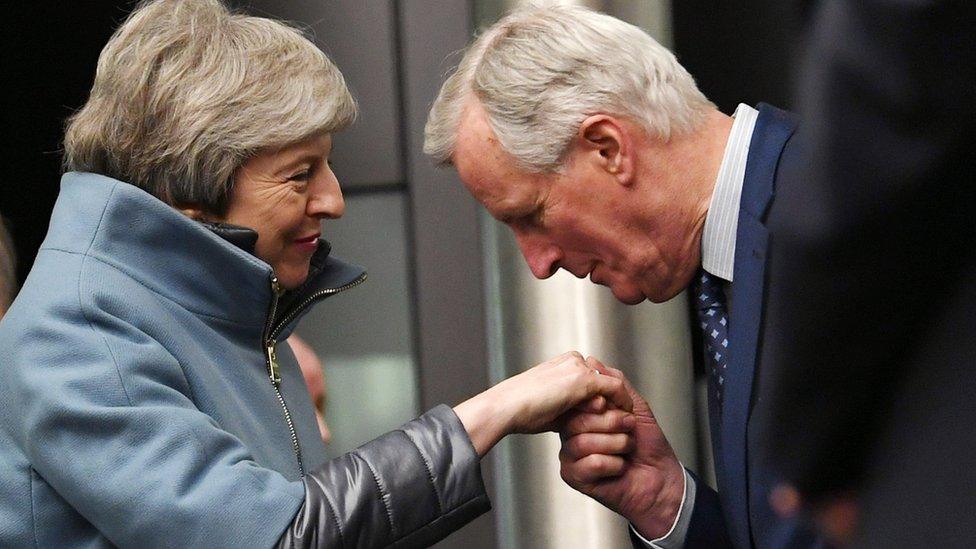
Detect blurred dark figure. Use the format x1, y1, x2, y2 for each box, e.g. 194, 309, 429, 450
759, 1, 976, 546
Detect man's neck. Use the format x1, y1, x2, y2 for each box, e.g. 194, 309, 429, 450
641, 109, 734, 273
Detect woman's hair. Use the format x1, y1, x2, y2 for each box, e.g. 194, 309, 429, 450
0, 216, 16, 316
63, 0, 357, 214
424, 3, 713, 172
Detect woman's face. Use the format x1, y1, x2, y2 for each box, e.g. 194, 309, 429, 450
221, 133, 344, 289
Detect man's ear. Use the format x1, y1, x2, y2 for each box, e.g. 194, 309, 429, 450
578, 114, 634, 185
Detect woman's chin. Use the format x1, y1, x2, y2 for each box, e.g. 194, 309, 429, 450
274, 264, 311, 291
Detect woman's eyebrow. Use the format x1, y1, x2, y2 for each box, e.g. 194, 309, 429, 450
274, 152, 322, 176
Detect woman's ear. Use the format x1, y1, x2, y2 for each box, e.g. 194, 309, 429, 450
177, 205, 208, 221
577, 114, 635, 185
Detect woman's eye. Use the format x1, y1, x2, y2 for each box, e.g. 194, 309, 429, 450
290, 170, 311, 182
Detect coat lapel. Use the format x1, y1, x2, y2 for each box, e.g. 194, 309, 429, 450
719, 104, 797, 548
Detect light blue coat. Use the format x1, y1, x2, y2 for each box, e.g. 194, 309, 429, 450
0, 173, 367, 547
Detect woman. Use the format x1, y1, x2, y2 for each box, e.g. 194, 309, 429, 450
0, 1, 632, 547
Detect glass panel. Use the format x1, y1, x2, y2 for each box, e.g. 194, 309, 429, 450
293, 191, 419, 456
243, 0, 404, 188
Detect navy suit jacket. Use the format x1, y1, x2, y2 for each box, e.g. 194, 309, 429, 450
678, 104, 822, 549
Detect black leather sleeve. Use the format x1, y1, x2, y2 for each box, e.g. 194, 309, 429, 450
276, 405, 491, 549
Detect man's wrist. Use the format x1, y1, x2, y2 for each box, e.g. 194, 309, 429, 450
630, 461, 687, 540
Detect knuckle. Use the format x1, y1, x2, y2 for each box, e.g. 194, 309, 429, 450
587, 454, 608, 473
567, 436, 586, 457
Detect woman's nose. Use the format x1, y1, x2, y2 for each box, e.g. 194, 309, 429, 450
308, 172, 345, 219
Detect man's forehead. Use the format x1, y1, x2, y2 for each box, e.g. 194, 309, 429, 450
450, 97, 553, 223
453, 100, 498, 165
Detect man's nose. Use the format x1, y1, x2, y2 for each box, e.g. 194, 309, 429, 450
515, 231, 560, 279
308, 172, 345, 219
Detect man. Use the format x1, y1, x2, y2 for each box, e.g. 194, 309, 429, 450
425, 5, 817, 548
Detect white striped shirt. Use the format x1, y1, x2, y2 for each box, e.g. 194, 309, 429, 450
632, 104, 760, 549
701, 103, 759, 282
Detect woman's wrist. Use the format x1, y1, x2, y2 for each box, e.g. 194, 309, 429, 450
453, 387, 515, 457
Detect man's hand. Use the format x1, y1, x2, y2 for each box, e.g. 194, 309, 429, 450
558, 357, 685, 540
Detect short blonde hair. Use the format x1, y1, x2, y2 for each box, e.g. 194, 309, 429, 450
425, 4, 713, 172
64, 0, 357, 214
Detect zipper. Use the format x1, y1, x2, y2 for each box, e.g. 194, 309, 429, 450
268, 271, 367, 342
263, 270, 367, 477
263, 274, 305, 476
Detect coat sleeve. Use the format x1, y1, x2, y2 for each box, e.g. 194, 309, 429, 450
277, 405, 491, 548
682, 470, 733, 549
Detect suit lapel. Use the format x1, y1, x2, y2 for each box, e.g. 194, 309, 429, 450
719, 104, 797, 548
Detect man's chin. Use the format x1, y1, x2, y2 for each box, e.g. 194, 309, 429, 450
609, 285, 647, 305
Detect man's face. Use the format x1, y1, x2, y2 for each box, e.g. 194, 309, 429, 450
453, 101, 690, 304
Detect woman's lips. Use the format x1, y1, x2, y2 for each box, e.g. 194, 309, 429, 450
294, 233, 320, 253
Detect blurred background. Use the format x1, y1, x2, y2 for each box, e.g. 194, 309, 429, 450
3, 1, 803, 547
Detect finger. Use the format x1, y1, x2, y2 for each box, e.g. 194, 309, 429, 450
815, 497, 859, 545
562, 432, 635, 461
590, 374, 633, 412
539, 351, 581, 369
561, 409, 636, 436
561, 453, 626, 485
562, 350, 585, 362
575, 395, 606, 414
585, 356, 610, 372
770, 485, 802, 518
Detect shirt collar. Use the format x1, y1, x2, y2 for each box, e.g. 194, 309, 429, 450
700, 103, 759, 282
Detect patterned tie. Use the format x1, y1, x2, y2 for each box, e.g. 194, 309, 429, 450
694, 270, 730, 411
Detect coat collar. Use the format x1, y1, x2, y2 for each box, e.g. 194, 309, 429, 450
717, 103, 797, 548
45, 172, 365, 334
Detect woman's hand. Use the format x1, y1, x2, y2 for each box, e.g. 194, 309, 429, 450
453, 351, 633, 457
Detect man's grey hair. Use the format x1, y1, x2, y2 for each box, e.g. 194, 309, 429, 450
63, 0, 357, 215
0, 217, 16, 316
424, 4, 714, 172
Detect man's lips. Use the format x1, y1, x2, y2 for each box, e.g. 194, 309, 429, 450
564, 262, 598, 280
